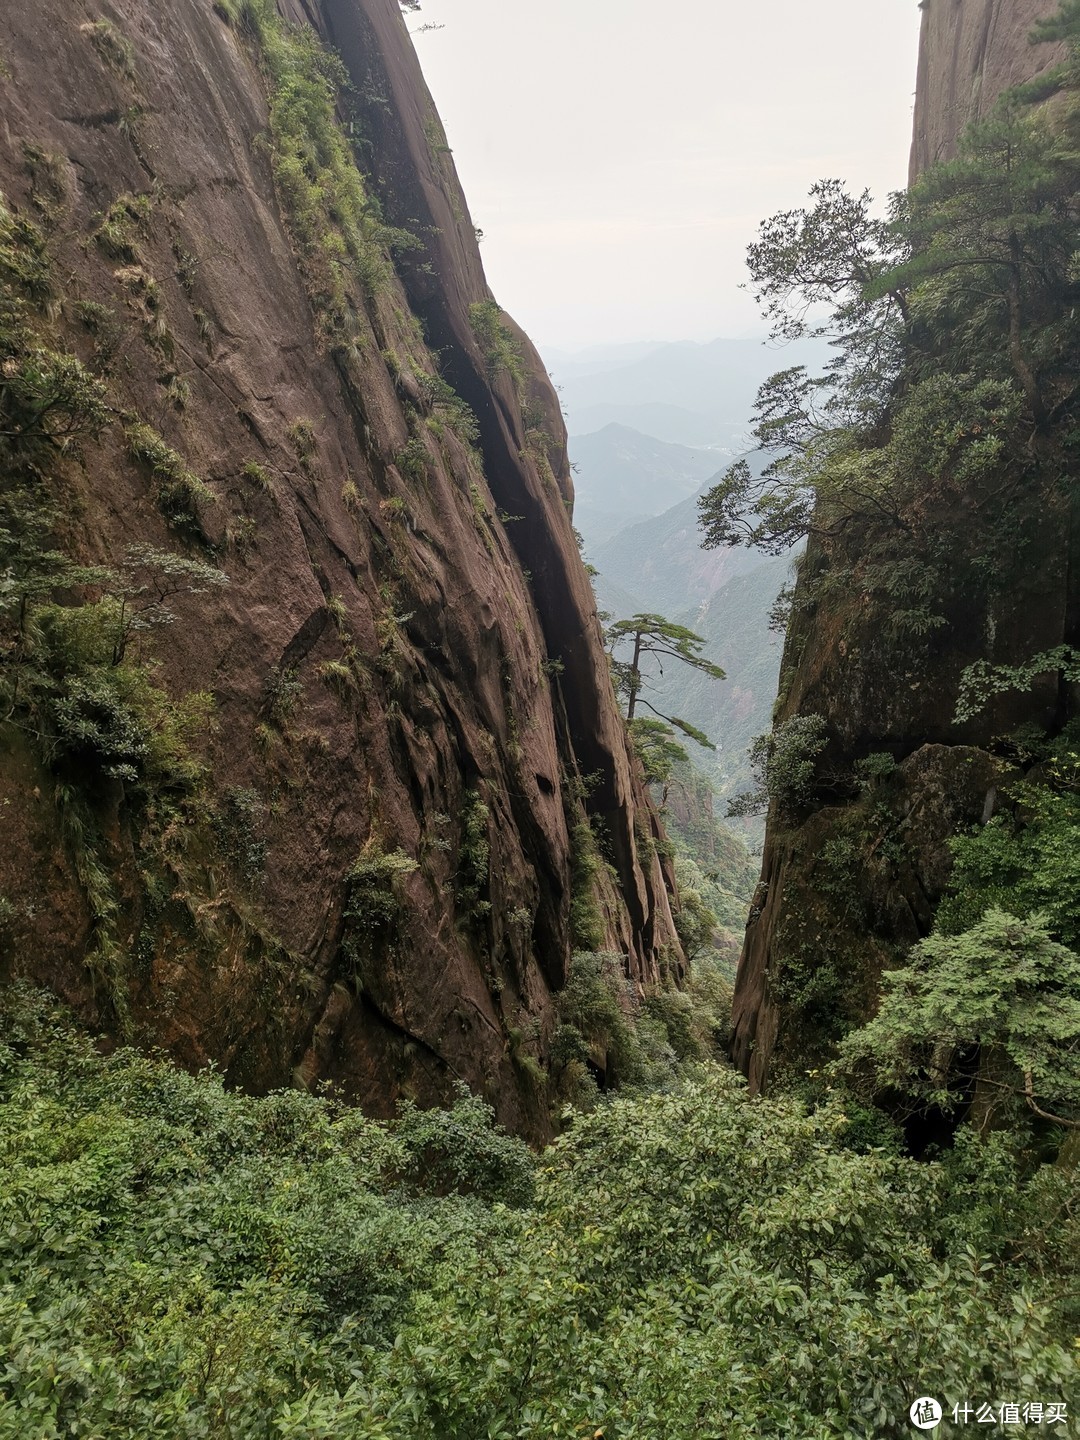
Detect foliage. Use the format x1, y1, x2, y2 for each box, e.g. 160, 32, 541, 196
213, 787, 268, 884
606, 612, 724, 734
644, 948, 733, 1058
455, 789, 491, 918
931, 723, 1080, 960
0, 985, 530, 1439
391, 1084, 535, 1206
0, 988, 1076, 1436
468, 299, 525, 389
552, 950, 677, 1097
665, 797, 756, 937
628, 715, 688, 798
1, 206, 107, 465
939, 785, 1080, 949
236, 0, 418, 345
697, 45, 1080, 645
125, 422, 214, 534
671, 877, 719, 964
0, 189, 225, 1018
3, 549, 216, 803
84, 18, 137, 80
94, 192, 153, 261
728, 713, 828, 818
568, 819, 605, 950
343, 843, 418, 954
955, 644, 1080, 723
836, 909, 1080, 1130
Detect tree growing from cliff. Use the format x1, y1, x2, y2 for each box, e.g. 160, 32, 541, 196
605, 613, 724, 744
698, 88, 1080, 565
627, 716, 691, 804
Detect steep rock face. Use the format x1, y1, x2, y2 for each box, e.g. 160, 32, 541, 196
910, 0, 1067, 177
0, 0, 681, 1135
731, 0, 1073, 1092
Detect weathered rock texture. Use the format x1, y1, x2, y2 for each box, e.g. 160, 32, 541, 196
732, 0, 1072, 1092
0, 0, 681, 1135
910, 0, 1068, 178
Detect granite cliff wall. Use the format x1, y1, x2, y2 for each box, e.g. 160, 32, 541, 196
0, 0, 681, 1135
731, 0, 1074, 1091
910, 0, 1069, 177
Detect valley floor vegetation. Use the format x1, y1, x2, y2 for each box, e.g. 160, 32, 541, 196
1, 980, 1077, 1440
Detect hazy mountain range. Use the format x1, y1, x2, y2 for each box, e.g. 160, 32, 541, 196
548, 336, 826, 448
554, 339, 799, 822
568, 425, 724, 549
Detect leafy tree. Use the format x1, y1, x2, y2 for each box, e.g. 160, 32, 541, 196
837, 909, 1080, 1132
627, 715, 689, 803
605, 613, 724, 746
105, 544, 229, 666
698, 56, 1080, 572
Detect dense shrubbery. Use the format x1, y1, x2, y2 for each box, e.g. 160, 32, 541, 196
0, 985, 1076, 1438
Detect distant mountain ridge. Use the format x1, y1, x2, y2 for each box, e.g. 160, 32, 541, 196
590, 471, 764, 616
550, 336, 828, 448
569, 424, 725, 548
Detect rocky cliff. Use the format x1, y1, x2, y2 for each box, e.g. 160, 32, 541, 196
910, 0, 1069, 178
0, 0, 681, 1136
731, 0, 1074, 1091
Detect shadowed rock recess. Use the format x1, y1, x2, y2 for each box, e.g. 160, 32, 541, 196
0, 0, 681, 1137
732, 0, 1079, 1092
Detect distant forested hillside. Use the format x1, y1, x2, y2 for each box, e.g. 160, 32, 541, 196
590, 482, 764, 617
550, 337, 827, 447
568, 424, 722, 548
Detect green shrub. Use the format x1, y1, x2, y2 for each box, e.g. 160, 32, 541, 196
728, 713, 828, 819
568, 819, 605, 949
455, 790, 490, 918
391, 1084, 535, 1206
468, 299, 525, 389
341, 842, 418, 979
125, 421, 213, 532
232, 0, 417, 341
0, 988, 1075, 1436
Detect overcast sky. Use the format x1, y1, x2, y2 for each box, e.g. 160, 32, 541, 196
410, 0, 923, 351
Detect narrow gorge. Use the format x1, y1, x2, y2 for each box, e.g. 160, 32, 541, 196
2, 2, 1078, 1433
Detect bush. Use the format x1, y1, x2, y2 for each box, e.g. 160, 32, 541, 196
125, 421, 213, 533
0, 988, 1075, 1437
729, 713, 828, 818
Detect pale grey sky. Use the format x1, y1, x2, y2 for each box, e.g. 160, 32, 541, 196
410, 0, 923, 349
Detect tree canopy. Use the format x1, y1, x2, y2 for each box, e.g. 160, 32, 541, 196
606, 612, 725, 738
698, 79, 1080, 574
837, 909, 1080, 1132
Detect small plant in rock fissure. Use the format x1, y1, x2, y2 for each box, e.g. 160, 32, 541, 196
455, 790, 491, 919
341, 841, 418, 986
468, 299, 525, 391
